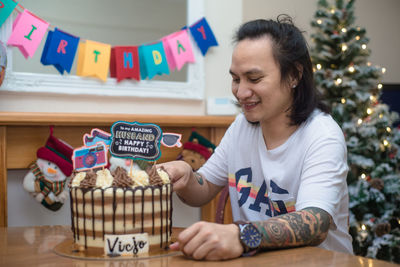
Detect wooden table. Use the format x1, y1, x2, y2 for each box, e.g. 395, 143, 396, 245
0, 226, 397, 266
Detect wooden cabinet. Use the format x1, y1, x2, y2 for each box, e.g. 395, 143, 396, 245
0, 112, 234, 227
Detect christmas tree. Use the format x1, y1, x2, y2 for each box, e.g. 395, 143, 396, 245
310, 0, 400, 262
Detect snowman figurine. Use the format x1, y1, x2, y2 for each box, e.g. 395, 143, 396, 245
23, 129, 73, 211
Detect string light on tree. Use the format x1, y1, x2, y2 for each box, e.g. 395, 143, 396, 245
317, 19, 322, 25
311, 1, 400, 261
316, 64, 322, 70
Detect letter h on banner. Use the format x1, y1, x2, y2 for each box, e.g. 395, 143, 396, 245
110, 46, 140, 82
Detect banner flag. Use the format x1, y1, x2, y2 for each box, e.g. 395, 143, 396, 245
76, 40, 111, 82
165, 29, 195, 71
40, 28, 80, 74
7, 9, 49, 58
189, 17, 218, 56
110, 46, 140, 82
0, 0, 18, 27
139, 41, 169, 80
162, 35, 176, 71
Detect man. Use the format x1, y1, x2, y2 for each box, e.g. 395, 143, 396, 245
162, 15, 353, 260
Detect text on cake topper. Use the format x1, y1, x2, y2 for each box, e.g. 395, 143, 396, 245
110, 121, 163, 161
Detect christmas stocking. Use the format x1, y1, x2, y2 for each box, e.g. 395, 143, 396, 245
22, 127, 73, 211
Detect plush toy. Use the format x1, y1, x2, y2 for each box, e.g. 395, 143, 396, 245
23, 127, 73, 211
179, 130, 216, 171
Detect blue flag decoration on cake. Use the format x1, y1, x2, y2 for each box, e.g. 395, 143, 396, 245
139, 42, 169, 80
189, 17, 218, 56
0, 0, 18, 27
40, 28, 80, 74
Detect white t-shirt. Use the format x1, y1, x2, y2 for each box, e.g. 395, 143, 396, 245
199, 109, 353, 254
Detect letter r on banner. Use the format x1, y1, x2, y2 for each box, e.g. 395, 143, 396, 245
57, 40, 68, 54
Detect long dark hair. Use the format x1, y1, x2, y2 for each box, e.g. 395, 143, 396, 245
234, 15, 329, 125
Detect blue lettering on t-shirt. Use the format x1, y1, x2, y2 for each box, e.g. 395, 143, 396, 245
235, 167, 252, 207
234, 167, 290, 217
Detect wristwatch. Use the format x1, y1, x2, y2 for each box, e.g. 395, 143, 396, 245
234, 221, 262, 256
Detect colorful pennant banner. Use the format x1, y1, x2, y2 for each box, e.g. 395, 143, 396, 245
0, 2, 218, 83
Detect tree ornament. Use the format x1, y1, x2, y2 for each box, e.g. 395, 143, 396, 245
22, 126, 73, 211
369, 178, 384, 191
374, 222, 391, 237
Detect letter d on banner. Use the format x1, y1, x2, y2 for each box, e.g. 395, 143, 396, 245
152, 50, 162, 65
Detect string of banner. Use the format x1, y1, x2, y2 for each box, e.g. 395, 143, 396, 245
0, 0, 218, 82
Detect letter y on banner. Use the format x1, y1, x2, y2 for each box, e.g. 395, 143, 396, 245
189, 17, 218, 56
7, 9, 49, 59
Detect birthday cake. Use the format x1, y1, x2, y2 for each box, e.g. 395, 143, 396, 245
69, 165, 172, 255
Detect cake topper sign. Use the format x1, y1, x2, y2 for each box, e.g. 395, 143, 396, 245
110, 121, 163, 161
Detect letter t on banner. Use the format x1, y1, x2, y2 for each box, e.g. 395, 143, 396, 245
7, 9, 49, 59
76, 40, 111, 82
0, 0, 18, 27
110, 46, 140, 82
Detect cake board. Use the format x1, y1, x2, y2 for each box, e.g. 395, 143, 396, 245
53, 239, 181, 261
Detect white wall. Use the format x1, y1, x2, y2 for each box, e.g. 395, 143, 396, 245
6, 0, 243, 227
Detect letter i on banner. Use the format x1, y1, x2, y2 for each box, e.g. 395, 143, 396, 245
189, 17, 218, 56
7, 9, 49, 59
0, 0, 18, 27
40, 28, 80, 74
110, 46, 140, 82
76, 40, 111, 82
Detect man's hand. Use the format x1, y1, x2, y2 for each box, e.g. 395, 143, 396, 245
159, 160, 193, 192
158, 161, 223, 207
170, 221, 243, 260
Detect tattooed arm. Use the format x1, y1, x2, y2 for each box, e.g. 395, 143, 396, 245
159, 160, 223, 207
254, 207, 332, 249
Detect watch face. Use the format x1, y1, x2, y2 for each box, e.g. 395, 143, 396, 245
241, 224, 262, 249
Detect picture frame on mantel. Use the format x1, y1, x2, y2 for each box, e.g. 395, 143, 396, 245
0, 0, 205, 100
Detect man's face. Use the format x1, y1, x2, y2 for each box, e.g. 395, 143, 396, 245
230, 37, 293, 126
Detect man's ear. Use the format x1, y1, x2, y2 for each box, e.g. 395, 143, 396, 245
291, 63, 303, 88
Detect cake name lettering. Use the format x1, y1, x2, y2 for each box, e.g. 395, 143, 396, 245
105, 233, 149, 256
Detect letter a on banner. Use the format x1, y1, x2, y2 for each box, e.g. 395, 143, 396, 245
110, 46, 140, 82
139, 42, 169, 80
165, 30, 195, 71
7, 9, 49, 58
40, 28, 80, 74
76, 40, 111, 82
189, 17, 218, 56
0, 0, 18, 27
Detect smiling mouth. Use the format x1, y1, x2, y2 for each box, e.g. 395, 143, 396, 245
241, 101, 259, 110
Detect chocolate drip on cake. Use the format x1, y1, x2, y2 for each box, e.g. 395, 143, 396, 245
69, 167, 172, 251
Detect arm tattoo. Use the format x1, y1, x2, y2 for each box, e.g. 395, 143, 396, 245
253, 207, 332, 249
194, 172, 204, 185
